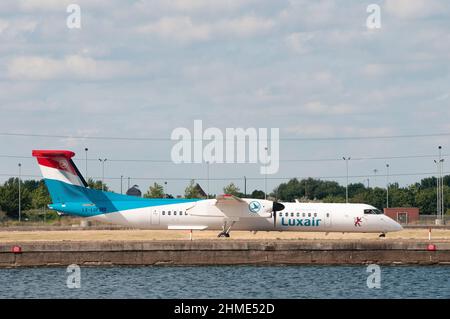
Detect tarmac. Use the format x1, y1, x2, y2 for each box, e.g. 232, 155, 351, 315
0, 228, 449, 267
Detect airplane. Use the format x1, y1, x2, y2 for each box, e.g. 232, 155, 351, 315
32, 150, 403, 237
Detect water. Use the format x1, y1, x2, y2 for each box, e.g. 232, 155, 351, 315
0, 265, 449, 299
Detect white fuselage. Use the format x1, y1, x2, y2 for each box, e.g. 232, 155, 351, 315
90, 200, 403, 233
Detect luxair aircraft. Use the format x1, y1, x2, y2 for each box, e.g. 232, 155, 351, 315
32, 150, 403, 237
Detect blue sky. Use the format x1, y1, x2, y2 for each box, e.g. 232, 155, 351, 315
0, 0, 449, 196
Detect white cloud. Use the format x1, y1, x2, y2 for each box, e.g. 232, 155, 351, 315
361, 64, 388, 77
217, 15, 275, 37
0, 18, 38, 38
136, 15, 275, 43
285, 32, 314, 54
385, 0, 444, 19
7, 55, 136, 80
303, 101, 360, 116
137, 16, 211, 42
284, 123, 394, 137
167, 0, 256, 13
17, 0, 109, 11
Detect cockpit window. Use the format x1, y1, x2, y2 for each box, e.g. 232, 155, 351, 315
364, 209, 383, 215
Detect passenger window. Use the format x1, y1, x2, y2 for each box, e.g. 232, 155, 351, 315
285, 213, 288, 217
302, 213, 305, 217
279, 212, 282, 217
291, 213, 294, 217
314, 213, 317, 217
308, 213, 311, 217
168, 211, 171, 216
296, 213, 300, 217
162, 211, 165, 216
326, 213, 329, 218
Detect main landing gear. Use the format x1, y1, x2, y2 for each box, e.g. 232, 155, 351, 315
217, 232, 230, 238
217, 220, 236, 238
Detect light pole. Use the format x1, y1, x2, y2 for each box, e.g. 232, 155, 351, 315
435, 146, 445, 222
244, 176, 247, 197
206, 161, 210, 199
386, 163, 390, 208
120, 175, 123, 194
439, 146, 444, 222
127, 177, 131, 191
98, 158, 107, 191
164, 181, 168, 198
441, 159, 445, 221
373, 168, 378, 187
343, 157, 351, 203
84, 148, 88, 181
264, 147, 268, 200
435, 159, 441, 219
18, 163, 21, 223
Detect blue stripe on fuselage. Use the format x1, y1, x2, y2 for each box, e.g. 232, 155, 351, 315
44, 178, 201, 217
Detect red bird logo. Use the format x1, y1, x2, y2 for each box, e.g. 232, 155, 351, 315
354, 217, 363, 227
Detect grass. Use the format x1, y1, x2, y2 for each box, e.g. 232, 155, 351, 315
0, 228, 449, 242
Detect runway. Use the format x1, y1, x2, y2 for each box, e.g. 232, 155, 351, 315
0, 229, 449, 267
0, 228, 449, 242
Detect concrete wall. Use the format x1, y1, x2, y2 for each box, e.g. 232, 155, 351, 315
1, 240, 449, 267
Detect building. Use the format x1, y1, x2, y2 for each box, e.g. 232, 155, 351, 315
126, 185, 142, 197
384, 207, 420, 224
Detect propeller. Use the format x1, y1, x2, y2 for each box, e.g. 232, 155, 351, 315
272, 202, 285, 227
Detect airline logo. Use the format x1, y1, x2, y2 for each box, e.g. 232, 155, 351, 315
249, 201, 261, 213
281, 217, 321, 227
58, 160, 69, 170
354, 217, 363, 227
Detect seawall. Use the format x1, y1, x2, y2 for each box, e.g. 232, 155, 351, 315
1, 240, 449, 267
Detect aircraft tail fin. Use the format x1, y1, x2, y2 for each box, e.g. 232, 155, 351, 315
32, 150, 89, 203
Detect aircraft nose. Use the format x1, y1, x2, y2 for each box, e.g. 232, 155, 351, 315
381, 216, 403, 232
387, 217, 403, 232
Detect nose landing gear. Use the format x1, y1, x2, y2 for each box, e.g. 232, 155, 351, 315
379, 233, 386, 238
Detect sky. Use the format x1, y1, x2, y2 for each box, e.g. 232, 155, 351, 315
0, 0, 449, 196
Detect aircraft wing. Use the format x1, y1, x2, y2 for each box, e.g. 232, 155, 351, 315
215, 194, 247, 204
187, 194, 272, 218
215, 194, 272, 218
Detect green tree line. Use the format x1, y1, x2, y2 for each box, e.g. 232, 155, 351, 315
1, 175, 449, 219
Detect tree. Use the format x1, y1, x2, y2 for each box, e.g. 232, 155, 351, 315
251, 190, 266, 199
31, 180, 51, 208
87, 178, 109, 191
0, 178, 32, 218
184, 180, 203, 198
274, 178, 304, 202
144, 183, 165, 198
223, 183, 241, 196
415, 188, 436, 214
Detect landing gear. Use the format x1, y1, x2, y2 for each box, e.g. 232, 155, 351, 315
379, 233, 386, 238
217, 220, 236, 238
217, 232, 230, 238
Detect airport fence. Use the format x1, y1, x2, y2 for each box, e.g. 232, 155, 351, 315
409, 215, 450, 225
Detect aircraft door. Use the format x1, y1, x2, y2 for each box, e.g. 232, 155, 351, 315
324, 212, 332, 228
151, 209, 160, 225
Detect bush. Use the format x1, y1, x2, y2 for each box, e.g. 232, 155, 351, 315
0, 210, 7, 222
